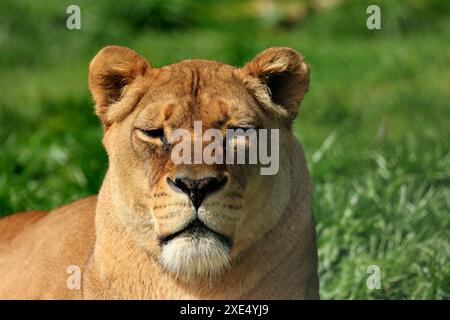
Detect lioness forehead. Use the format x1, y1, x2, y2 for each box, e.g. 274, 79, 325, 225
134, 60, 261, 129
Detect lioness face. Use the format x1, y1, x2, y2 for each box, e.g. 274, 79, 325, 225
89, 46, 309, 280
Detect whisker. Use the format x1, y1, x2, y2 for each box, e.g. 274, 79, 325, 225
153, 201, 191, 210
152, 192, 168, 198
223, 204, 242, 210
224, 192, 243, 199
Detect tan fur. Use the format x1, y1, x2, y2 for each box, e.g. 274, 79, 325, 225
0, 46, 319, 299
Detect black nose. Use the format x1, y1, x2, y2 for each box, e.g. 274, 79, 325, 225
167, 176, 228, 210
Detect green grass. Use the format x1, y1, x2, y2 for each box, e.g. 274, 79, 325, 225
0, 0, 449, 299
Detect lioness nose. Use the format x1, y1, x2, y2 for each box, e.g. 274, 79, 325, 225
167, 176, 228, 210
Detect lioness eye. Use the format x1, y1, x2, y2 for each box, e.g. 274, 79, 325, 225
139, 128, 170, 150
142, 128, 164, 138
229, 127, 255, 130
227, 126, 258, 133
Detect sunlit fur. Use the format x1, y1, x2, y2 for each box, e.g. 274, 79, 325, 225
0, 46, 319, 299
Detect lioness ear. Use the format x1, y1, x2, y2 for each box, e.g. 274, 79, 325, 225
242, 47, 309, 120
89, 45, 151, 127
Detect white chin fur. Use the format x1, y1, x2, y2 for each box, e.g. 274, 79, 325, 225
159, 234, 230, 280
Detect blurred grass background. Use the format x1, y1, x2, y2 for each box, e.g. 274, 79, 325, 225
0, 0, 449, 299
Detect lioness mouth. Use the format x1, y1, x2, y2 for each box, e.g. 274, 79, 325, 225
159, 219, 233, 248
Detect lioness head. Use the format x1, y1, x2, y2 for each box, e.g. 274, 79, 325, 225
89, 46, 309, 280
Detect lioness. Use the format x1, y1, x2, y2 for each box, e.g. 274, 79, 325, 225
0, 46, 319, 299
